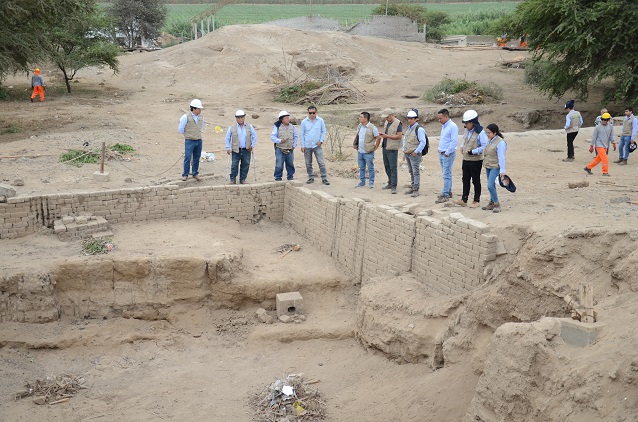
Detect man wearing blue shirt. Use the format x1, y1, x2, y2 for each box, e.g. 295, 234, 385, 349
300, 105, 330, 185
178, 99, 205, 182
435, 108, 459, 203
563, 100, 583, 162
353, 112, 381, 188
271, 110, 298, 181
225, 109, 257, 184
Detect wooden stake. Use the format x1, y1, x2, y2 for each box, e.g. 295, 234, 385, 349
579, 283, 595, 323
100, 142, 106, 174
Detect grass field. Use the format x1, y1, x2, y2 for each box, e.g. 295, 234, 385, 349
164, 2, 520, 33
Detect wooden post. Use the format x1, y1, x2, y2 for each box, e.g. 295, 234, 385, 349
100, 142, 106, 174
579, 283, 595, 323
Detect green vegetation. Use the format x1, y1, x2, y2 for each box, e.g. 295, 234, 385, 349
275, 81, 323, 103
424, 78, 503, 104
110, 143, 135, 153
498, 0, 638, 103
1, 124, 20, 134
82, 237, 114, 255
59, 150, 101, 167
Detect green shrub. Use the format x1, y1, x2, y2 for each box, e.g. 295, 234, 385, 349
1, 124, 20, 134
424, 78, 503, 104
59, 150, 100, 167
82, 238, 114, 255
275, 81, 323, 103
110, 143, 135, 153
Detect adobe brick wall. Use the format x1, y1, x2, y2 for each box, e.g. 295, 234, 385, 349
284, 186, 498, 294
0, 183, 285, 239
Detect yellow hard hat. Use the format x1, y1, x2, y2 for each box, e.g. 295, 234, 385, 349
601, 112, 612, 120
34, 68, 40, 72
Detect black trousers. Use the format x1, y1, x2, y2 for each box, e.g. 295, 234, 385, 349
461, 159, 483, 202
566, 131, 578, 158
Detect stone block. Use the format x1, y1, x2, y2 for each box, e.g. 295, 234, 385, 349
276, 291, 304, 317
559, 318, 605, 347
93, 171, 110, 182
0, 184, 17, 198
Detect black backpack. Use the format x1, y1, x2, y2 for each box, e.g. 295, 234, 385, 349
412, 123, 429, 155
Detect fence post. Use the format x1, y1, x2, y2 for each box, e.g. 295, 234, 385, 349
212, 15, 216, 31
193, 22, 198, 40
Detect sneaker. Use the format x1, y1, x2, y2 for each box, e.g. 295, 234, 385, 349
275, 178, 282, 181
322, 179, 330, 185
382, 184, 391, 190
240, 180, 248, 184
583, 167, 593, 175
355, 182, 365, 188
229, 180, 236, 184
454, 199, 467, 207
492, 203, 501, 213
482, 201, 495, 210
369, 184, 374, 189
468, 201, 480, 208
405, 187, 414, 195
435, 195, 449, 204
391, 188, 397, 194
602, 173, 611, 177
619, 160, 627, 165
181, 176, 188, 181
613, 158, 623, 163
562, 157, 575, 162
306, 179, 315, 184
410, 190, 420, 198
193, 175, 202, 181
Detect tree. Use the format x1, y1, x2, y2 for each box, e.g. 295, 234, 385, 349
371, 3, 450, 42
0, 0, 94, 80
108, 0, 167, 49
45, 6, 120, 93
502, 0, 638, 103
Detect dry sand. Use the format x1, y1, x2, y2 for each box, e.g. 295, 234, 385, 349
1, 25, 638, 422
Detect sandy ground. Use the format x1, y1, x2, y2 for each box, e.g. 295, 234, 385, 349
1, 25, 638, 421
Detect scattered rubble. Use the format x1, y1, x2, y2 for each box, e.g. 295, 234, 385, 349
16, 373, 87, 405
252, 373, 326, 421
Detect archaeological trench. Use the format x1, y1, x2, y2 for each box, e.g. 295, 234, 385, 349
1, 181, 638, 421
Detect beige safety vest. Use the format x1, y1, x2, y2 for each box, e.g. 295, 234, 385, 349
462, 130, 483, 161
357, 123, 377, 153
484, 136, 504, 169
621, 115, 635, 137
566, 110, 581, 133
384, 119, 401, 150
183, 113, 204, 140
276, 124, 294, 150
403, 123, 423, 154
229, 123, 253, 153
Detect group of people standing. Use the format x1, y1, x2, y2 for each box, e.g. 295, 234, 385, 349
562, 100, 637, 176
178, 100, 509, 212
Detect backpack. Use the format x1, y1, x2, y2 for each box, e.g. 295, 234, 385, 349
412, 124, 429, 155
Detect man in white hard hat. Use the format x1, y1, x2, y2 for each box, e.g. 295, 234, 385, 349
378, 108, 403, 194
402, 109, 428, 197
300, 105, 330, 185
225, 109, 257, 184
271, 110, 298, 181
178, 99, 205, 181
455, 109, 487, 208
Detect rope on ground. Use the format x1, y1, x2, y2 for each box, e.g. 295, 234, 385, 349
109, 154, 184, 178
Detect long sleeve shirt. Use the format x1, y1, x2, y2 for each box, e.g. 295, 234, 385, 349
438, 119, 459, 155
402, 123, 427, 154
31, 74, 45, 87
225, 123, 257, 150
299, 116, 326, 148
178, 112, 203, 134
564, 112, 583, 130
623, 115, 638, 141
357, 123, 379, 154
270, 124, 298, 147
590, 124, 615, 148
461, 129, 488, 154
494, 140, 507, 173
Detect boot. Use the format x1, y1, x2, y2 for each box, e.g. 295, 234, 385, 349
410, 189, 420, 198
492, 202, 501, 213
613, 158, 623, 163
404, 186, 414, 195
454, 199, 467, 207
482, 201, 495, 210
619, 159, 627, 165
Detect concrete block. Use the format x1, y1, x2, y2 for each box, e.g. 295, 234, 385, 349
93, 171, 110, 182
559, 318, 605, 347
276, 291, 304, 317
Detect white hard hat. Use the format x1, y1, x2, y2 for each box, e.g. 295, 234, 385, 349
235, 109, 246, 117
406, 110, 418, 118
190, 99, 204, 109
278, 110, 290, 118
462, 109, 478, 123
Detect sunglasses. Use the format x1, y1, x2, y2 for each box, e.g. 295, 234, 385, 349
308, 111, 316, 114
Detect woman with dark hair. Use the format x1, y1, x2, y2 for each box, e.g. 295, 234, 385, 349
482, 124, 507, 213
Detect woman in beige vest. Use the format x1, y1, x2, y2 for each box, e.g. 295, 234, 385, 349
482, 124, 507, 213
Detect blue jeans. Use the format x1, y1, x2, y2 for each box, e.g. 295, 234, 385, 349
439, 151, 456, 197
230, 149, 251, 182
619, 135, 631, 160
405, 153, 422, 189
358, 151, 375, 185
183, 139, 202, 177
274, 148, 295, 180
486, 167, 500, 203
303, 146, 327, 180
